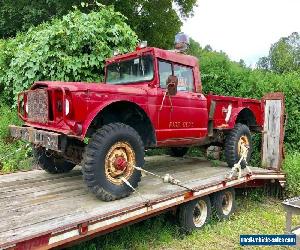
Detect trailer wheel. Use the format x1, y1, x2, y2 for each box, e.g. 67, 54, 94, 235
178, 196, 211, 231
212, 188, 236, 220
224, 123, 252, 168
82, 123, 143, 201
169, 147, 189, 157
33, 147, 76, 174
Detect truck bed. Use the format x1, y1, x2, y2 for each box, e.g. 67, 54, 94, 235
0, 155, 284, 249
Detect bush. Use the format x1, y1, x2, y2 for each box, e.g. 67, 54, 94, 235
283, 152, 300, 196
0, 105, 32, 173
0, 6, 138, 103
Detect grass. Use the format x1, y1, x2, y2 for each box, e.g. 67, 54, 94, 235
0, 104, 32, 173
283, 152, 300, 197
70, 193, 299, 250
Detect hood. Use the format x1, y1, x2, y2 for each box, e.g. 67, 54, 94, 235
31, 81, 148, 95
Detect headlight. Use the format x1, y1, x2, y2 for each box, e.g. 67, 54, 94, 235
65, 99, 70, 115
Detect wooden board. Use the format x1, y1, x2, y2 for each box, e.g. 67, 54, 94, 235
262, 98, 283, 170
0, 155, 281, 247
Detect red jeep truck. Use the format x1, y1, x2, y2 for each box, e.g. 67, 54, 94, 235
10, 46, 264, 201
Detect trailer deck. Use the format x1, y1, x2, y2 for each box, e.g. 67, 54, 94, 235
0, 155, 284, 249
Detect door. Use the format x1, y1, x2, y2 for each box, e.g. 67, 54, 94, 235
155, 60, 208, 145
262, 93, 285, 170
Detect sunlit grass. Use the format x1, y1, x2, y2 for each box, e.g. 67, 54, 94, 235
71, 194, 298, 250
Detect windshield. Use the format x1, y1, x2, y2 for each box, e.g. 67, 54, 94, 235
106, 55, 154, 84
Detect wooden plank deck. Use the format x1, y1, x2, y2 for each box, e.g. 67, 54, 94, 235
0, 155, 280, 246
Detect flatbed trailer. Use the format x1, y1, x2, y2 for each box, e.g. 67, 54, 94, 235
0, 156, 285, 249
0, 94, 286, 249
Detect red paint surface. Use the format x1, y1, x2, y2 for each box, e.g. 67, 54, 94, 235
17, 47, 264, 146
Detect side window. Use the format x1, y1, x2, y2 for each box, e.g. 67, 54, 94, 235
158, 60, 172, 88
173, 65, 194, 92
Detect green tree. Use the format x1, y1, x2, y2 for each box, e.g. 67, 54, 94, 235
0, 7, 138, 102
0, 0, 82, 38
257, 32, 300, 73
270, 32, 300, 73
256, 56, 270, 70
238, 59, 246, 68
0, 0, 197, 48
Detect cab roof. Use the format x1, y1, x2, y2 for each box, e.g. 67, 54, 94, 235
105, 47, 199, 67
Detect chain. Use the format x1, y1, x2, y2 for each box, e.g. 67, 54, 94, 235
134, 165, 196, 191
124, 163, 196, 192
120, 177, 150, 205
119, 163, 196, 206
227, 144, 252, 179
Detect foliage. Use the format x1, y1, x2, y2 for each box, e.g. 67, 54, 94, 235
283, 152, 300, 196
0, 7, 138, 103
270, 32, 300, 73
0, 105, 32, 173
0, 0, 197, 48
256, 56, 270, 70
110, 0, 183, 48
0, 0, 80, 38
257, 32, 300, 73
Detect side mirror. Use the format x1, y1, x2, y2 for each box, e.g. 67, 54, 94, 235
166, 75, 178, 96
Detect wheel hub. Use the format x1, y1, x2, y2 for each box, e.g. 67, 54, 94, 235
238, 135, 249, 156
114, 157, 128, 171
105, 142, 135, 185
193, 200, 208, 227
222, 192, 233, 215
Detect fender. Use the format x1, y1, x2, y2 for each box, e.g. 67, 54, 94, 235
81, 98, 150, 138
227, 107, 258, 128
227, 107, 245, 128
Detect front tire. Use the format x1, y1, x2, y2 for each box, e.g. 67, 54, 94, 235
224, 123, 252, 168
82, 123, 143, 201
33, 147, 76, 174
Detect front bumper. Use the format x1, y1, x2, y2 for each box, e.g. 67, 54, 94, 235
9, 125, 62, 151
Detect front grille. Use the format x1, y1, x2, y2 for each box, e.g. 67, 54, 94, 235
27, 89, 49, 123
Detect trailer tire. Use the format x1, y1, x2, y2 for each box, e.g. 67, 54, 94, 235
33, 147, 76, 174
178, 196, 211, 232
169, 147, 189, 157
224, 123, 252, 168
212, 188, 236, 220
82, 123, 143, 201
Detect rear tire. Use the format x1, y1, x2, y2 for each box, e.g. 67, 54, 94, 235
224, 123, 252, 168
212, 188, 236, 220
82, 123, 143, 201
33, 147, 76, 174
169, 147, 189, 157
178, 196, 211, 232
